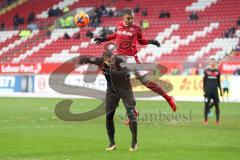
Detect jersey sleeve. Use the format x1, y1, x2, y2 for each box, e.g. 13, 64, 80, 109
105, 22, 119, 41
79, 56, 102, 67
137, 27, 149, 45
105, 33, 117, 41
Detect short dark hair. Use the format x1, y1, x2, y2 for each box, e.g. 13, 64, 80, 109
122, 8, 133, 15
102, 51, 112, 59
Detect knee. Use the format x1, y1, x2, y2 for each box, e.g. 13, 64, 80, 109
125, 105, 137, 121
123, 99, 136, 107
106, 112, 114, 121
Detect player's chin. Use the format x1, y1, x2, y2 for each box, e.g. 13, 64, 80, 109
127, 22, 133, 26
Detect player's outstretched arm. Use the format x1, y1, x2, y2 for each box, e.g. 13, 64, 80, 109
79, 56, 101, 66
137, 28, 160, 47
79, 57, 90, 64
94, 33, 117, 45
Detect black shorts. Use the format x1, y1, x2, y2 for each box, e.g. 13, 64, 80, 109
205, 91, 219, 104
223, 88, 229, 94
105, 88, 136, 114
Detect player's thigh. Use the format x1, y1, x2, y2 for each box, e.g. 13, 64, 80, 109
105, 90, 120, 114
121, 92, 136, 108
212, 92, 220, 105
116, 82, 135, 107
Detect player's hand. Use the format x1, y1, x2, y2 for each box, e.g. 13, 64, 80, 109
94, 37, 106, 45
79, 57, 89, 64
148, 40, 160, 47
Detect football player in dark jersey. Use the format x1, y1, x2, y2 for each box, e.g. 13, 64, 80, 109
203, 58, 222, 125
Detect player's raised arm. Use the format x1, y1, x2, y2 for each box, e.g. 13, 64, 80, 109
94, 33, 117, 45
137, 27, 160, 47
79, 56, 102, 66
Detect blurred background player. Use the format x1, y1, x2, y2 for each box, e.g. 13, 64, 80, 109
94, 8, 176, 112
222, 75, 230, 102
203, 58, 223, 125
79, 51, 138, 151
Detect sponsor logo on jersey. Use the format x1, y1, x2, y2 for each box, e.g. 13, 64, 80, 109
206, 71, 219, 77
117, 30, 133, 36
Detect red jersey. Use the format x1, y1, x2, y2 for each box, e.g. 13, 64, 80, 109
105, 21, 149, 56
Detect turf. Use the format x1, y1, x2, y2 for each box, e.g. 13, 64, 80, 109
0, 97, 239, 160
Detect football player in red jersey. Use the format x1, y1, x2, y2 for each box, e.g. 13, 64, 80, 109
94, 8, 177, 116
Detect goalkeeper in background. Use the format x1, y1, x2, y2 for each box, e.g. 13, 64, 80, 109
203, 58, 222, 125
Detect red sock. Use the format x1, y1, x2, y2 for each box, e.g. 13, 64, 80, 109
143, 81, 170, 100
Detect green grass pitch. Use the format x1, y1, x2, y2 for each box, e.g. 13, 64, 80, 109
0, 97, 239, 160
